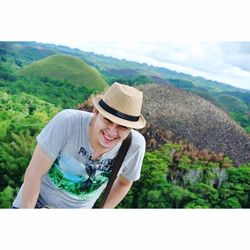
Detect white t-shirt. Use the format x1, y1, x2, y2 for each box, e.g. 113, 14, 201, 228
13, 109, 146, 208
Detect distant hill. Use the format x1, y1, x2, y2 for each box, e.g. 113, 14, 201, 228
216, 94, 248, 113
16, 54, 108, 92
137, 84, 250, 166
190, 89, 225, 110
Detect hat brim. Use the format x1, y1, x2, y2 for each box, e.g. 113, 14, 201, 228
93, 96, 146, 129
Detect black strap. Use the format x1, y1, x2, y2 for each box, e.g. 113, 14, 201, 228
99, 132, 132, 208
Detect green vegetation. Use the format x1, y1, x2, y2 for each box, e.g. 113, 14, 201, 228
0, 61, 17, 81
106, 74, 152, 86
190, 89, 225, 109
168, 78, 195, 89
0, 76, 94, 109
117, 143, 250, 208
229, 111, 250, 134
0, 52, 103, 109
214, 94, 250, 134
17, 54, 108, 92
216, 94, 248, 113
0, 90, 60, 207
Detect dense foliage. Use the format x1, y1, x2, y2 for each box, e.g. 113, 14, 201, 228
0, 90, 60, 207
0, 76, 94, 109
117, 143, 250, 208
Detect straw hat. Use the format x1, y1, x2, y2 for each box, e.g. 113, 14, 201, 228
93, 82, 146, 129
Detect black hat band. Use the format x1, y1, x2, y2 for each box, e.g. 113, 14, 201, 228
99, 99, 140, 122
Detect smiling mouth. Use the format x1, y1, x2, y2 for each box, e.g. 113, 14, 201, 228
102, 131, 117, 142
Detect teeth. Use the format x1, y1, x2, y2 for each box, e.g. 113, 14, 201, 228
105, 136, 112, 140
103, 132, 114, 141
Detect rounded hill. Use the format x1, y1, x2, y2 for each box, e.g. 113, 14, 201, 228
137, 84, 250, 165
16, 54, 108, 91
216, 94, 248, 113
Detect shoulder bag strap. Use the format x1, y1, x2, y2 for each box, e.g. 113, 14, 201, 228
99, 132, 132, 208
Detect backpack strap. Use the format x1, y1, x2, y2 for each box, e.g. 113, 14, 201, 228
99, 132, 132, 208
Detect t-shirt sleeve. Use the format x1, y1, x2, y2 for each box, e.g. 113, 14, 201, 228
120, 132, 146, 182
36, 110, 72, 161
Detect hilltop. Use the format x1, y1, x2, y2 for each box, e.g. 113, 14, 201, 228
16, 54, 108, 92
137, 84, 250, 166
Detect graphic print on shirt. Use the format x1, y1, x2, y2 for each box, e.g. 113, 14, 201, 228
48, 148, 115, 200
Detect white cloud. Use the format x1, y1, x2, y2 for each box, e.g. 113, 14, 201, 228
71, 41, 250, 90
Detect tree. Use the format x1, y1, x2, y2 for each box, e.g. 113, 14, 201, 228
0, 186, 15, 208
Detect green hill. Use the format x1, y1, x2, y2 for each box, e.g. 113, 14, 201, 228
216, 94, 248, 113
16, 54, 108, 92
190, 89, 225, 110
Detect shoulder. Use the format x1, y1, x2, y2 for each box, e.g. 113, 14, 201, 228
48, 110, 93, 132
55, 109, 92, 122
130, 129, 146, 150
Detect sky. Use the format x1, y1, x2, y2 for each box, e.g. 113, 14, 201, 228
58, 41, 250, 90
1, 0, 250, 90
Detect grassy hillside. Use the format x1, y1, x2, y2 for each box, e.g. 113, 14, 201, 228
0, 41, 55, 67
0, 59, 96, 109
190, 89, 225, 110
17, 54, 108, 92
216, 94, 248, 113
